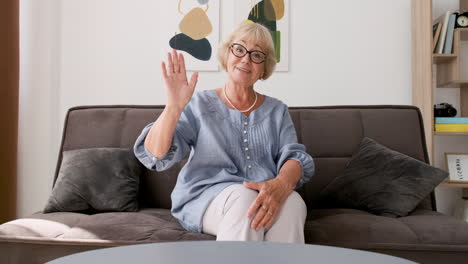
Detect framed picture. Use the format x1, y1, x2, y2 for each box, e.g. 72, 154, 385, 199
445, 153, 468, 182
158, 0, 220, 71
234, 0, 289, 71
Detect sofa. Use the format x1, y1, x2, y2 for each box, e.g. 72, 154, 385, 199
1, 105, 468, 264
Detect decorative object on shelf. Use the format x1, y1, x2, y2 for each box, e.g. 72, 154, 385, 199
445, 153, 468, 182
434, 103, 458, 117
456, 12, 468, 28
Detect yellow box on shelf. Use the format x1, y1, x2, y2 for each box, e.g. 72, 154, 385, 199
435, 124, 468, 132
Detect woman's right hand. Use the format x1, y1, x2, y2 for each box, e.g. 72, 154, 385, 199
162, 49, 199, 112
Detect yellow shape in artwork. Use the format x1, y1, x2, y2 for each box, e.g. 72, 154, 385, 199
269, 0, 285, 20
179, 7, 212, 40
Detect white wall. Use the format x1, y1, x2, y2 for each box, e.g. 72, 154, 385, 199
18, 0, 412, 217
18, 0, 61, 216
58, 0, 411, 118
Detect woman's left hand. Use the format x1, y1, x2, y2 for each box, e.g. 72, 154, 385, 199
243, 178, 293, 231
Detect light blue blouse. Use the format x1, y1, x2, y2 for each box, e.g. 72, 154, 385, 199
134, 89, 315, 233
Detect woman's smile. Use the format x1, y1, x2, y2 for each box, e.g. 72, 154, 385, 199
235, 66, 252, 73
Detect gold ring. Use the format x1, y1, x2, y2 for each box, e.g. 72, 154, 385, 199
262, 205, 268, 211
268, 211, 273, 216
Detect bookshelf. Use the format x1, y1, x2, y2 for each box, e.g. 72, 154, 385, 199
439, 182, 468, 199
436, 28, 468, 93
440, 182, 468, 188
431, 1, 468, 200
433, 54, 457, 64
433, 19, 468, 130
435, 132, 468, 135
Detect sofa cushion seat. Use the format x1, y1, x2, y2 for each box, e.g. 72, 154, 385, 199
305, 208, 468, 248
0, 209, 214, 243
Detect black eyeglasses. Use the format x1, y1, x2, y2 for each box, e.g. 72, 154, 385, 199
230, 43, 267, 64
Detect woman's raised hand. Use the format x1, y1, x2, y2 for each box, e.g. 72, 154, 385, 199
162, 49, 199, 111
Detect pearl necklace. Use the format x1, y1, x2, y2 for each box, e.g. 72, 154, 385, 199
223, 85, 258, 113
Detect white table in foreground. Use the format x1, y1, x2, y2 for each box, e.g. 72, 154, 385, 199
48, 241, 416, 264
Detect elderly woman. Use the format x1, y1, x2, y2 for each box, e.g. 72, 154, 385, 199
134, 23, 314, 243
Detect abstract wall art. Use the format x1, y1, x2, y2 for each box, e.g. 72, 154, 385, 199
235, 0, 289, 71
159, 0, 220, 71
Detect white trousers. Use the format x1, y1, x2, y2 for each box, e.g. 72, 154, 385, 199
202, 184, 307, 243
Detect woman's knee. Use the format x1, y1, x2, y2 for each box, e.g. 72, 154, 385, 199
283, 191, 307, 218
223, 184, 258, 215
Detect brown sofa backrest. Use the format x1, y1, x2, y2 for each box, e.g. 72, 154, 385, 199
54, 105, 434, 211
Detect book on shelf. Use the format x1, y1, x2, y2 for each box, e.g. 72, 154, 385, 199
443, 13, 457, 54
435, 117, 468, 124
435, 124, 468, 132
434, 11, 451, 54
433, 22, 442, 52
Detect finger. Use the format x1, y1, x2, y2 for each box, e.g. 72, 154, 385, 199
257, 203, 275, 229
264, 209, 277, 229
243, 181, 260, 191
246, 196, 263, 219
167, 52, 174, 75
172, 49, 180, 73
189, 72, 199, 90
255, 213, 271, 230
179, 52, 187, 76
251, 208, 268, 231
161, 61, 168, 79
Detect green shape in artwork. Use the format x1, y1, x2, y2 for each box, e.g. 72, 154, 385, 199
273, 30, 280, 63
247, 0, 277, 31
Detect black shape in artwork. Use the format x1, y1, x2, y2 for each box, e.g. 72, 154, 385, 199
169, 33, 212, 61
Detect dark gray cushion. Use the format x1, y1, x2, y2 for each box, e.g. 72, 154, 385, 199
44, 148, 142, 213
319, 137, 448, 217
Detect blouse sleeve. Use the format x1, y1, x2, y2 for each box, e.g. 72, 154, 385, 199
133, 105, 197, 171
275, 106, 315, 189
